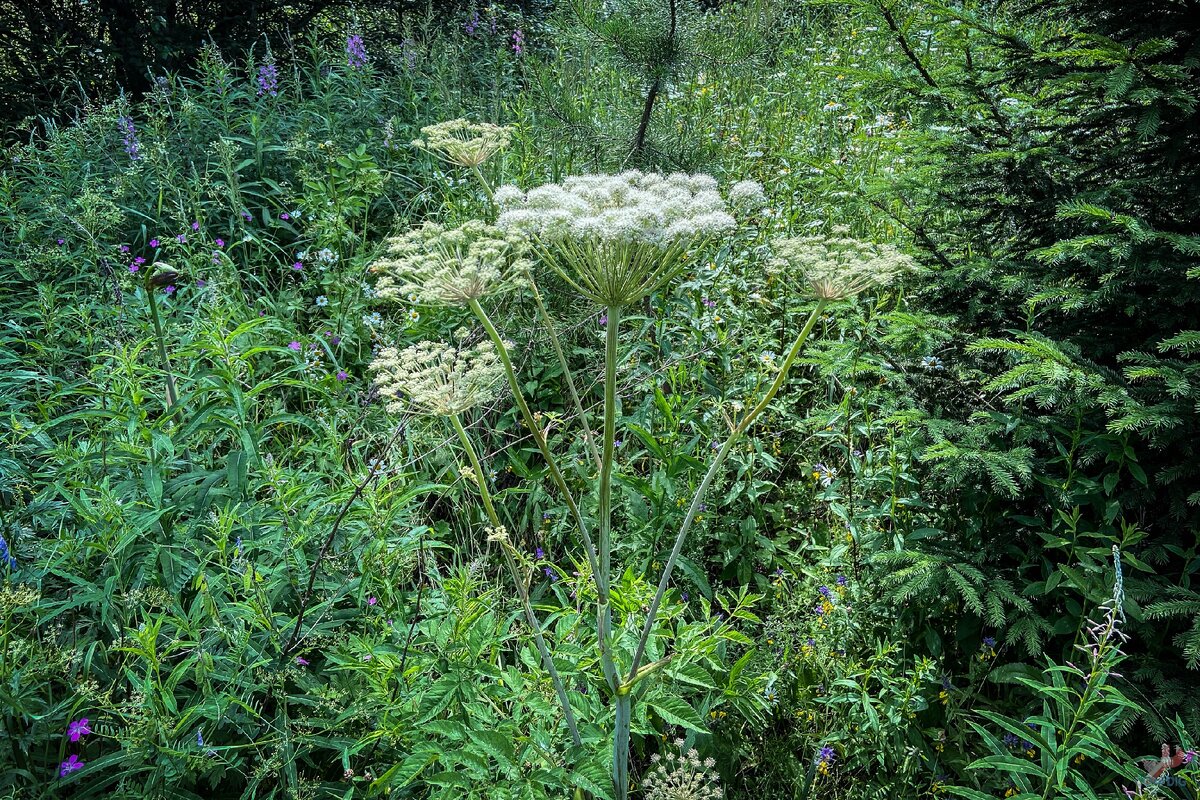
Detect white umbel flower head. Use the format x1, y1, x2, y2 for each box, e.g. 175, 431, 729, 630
370, 339, 505, 416
642, 739, 724, 800
771, 228, 916, 300
728, 180, 768, 209
495, 170, 742, 306
370, 220, 532, 306
412, 119, 514, 167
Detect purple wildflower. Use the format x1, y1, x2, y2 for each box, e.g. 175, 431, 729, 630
59, 754, 84, 777
196, 279, 206, 287
511, 29, 524, 54
292, 261, 303, 271
67, 718, 90, 742
464, 11, 480, 35
819, 585, 833, 599
118, 115, 141, 160
149, 238, 160, 248
368, 596, 377, 606
288, 341, 302, 351
163, 285, 176, 295
241, 211, 253, 222
129, 263, 139, 273
346, 34, 368, 68
818, 745, 835, 765
836, 574, 848, 587
215, 238, 224, 247
176, 233, 187, 243
190, 221, 200, 231
257, 62, 279, 97
598, 314, 607, 326
982, 636, 997, 648
400, 37, 418, 69
535, 547, 545, 559
280, 212, 291, 221
336, 370, 348, 381
295, 656, 309, 665
120, 245, 130, 253
330, 336, 342, 346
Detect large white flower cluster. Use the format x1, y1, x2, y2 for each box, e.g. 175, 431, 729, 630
370, 339, 505, 416
494, 171, 741, 247
772, 228, 916, 300
412, 119, 513, 168
370, 220, 532, 306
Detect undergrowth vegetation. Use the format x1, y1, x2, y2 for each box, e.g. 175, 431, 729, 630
1, 2, 1197, 799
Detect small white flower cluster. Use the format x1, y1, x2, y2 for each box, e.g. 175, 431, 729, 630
495, 170, 742, 247
771, 227, 916, 300
370, 339, 505, 416
728, 180, 768, 209
642, 739, 723, 800
412, 119, 513, 167
371, 220, 532, 306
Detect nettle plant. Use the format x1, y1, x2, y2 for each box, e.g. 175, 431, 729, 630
370, 122, 912, 799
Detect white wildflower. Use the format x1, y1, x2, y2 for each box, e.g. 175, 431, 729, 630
771, 230, 916, 300
370, 339, 506, 416
495, 169, 746, 305
370, 220, 532, 306
412, 119, 513, 167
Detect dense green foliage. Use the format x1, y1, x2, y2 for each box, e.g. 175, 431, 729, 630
1, 2, 1197, 799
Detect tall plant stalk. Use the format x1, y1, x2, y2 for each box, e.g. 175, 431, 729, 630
447, 413, 583, 749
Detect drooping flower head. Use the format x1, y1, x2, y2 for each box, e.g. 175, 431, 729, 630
370, 220, 532, 306
496, 170, 744, 306
371, 338, 506, 416
412, 119, 514, 168
771, 228, 916, 301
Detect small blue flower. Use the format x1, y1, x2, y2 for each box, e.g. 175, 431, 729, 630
0, 533, 16, 569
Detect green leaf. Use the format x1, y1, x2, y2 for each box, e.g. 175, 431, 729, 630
647, 693, 709, 733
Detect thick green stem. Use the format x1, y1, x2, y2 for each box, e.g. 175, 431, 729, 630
449, 414, 583, 749
532, 281, 601, 471
469, 298, 621, 693
613, 693, 632, 799
627, 300, 827, 678
599, 305, 621, 617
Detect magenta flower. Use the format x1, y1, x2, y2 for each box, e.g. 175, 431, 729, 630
292, 261, 303, 271
59, 754, 84, 777
190, 221, 200, 231
295, 656, 309, 665
149, 238, 160, 248
129, 263, 139, 273
280, 212, 291, 220
288, 341, 302, 351
368, 596, 378, 606
119, 245, 130, 253
134, 256, 146, 265
67, 718, 91, 742
215, 238, 225, 248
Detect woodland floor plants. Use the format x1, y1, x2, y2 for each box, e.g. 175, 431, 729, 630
371, 161, 912, 798
947, 547, 1156, 800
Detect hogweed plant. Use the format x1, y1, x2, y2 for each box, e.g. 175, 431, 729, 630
411, 118, 514, 203
371, 153, 910, 798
